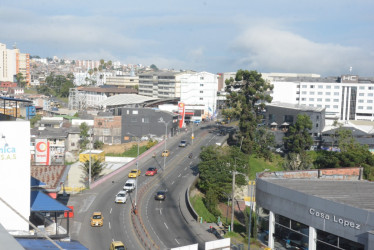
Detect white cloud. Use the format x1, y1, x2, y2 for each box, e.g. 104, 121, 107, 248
232, 26, 374, 76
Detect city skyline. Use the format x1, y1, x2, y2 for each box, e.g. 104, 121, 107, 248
1, 0, 373, 76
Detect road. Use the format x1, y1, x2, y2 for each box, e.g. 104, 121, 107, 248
70, 123, 227, 250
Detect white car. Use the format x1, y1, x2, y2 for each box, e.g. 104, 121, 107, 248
123, 179, 136, 192
179, 140, 187, 147
115, 191, 127, 203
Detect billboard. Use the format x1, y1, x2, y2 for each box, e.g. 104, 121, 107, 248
178, 102, 185, 128
35, 139, 50, 165
0, 121, 30, 231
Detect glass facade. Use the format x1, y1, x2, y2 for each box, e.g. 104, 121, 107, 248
257, 207, 364, 250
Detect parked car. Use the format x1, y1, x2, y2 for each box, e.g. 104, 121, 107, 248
161, 150, 170, 157
155, 191, 166, 201
123, 179, 136, 192
128, 169, 141, 178
145, 167, 158, 176
115, 190, 127, 203
90, 211, 104, 227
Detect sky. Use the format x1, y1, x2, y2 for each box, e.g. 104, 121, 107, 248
1, 0, 373, 76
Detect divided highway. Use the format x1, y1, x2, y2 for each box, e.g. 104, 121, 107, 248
70, 123, 228, 250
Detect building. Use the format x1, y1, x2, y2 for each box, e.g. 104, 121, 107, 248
105, 75, 139, 88
120, 107, 178, 142
180, 71, 218, 117
265, 102, 326, 138
256, 167, 372, 250
269, 74, 374, 121
139, 71, 191, 98
94, 113, 122, 144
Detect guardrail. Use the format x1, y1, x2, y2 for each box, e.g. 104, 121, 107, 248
186, 175, 200, 221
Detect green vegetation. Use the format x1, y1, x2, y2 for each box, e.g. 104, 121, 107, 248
190, 195, 217, 223
82, 159, 104, 181
106, 145, 148, 157
37, 73, 75, 98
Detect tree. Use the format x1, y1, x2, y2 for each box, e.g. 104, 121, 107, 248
283, 114, 314, 170
254, 127, 275, 161
93, 140, 104, 149
16, 73, 26, 88
82, 159, 104, 181
79, 122, 90, 150
223, 70, 273, 154
150, 64, 158, 71
30, 114, 42, 128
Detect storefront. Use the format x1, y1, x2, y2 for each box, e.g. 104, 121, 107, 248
256, 168, 374, 250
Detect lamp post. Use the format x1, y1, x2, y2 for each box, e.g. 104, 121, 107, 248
127, 132, 140, 212
221, 191, 231, 225
88, 129, 93, 189
159, 119, 171, 171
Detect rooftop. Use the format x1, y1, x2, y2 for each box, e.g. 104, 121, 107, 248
267, 101, 325, 112
99, 94, 158, 107
264, 178, 374, 212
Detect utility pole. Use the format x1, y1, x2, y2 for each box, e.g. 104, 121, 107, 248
231, 163, 236, 232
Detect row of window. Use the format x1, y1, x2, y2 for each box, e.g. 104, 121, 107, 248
300, 84, 374, 90
300, 91, 340, 96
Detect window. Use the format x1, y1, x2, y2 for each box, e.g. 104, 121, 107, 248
318, 85, 323, 89
200, 77, 204, 80
309, 98, 314, 101
367, 106, 373, 110
359, 86, 365, 90
334, 92, 339, 96
325, 98, 330, 102
142, 117, 149, 123
333, 99, 339, 102
326, 85, 331, 89
301, 98, 306, 101
368, 100, 373, 103
132, 110, 138, 114
358, 100, 364, 103
131, 117, 137, 122
359, 93, 364, 96
302, 91, 307, 95
333, 105, 338, 109
317, 98, 322, 102
200, 91, 203, 93
369, 87, 373, 90
358, 106, 363, 110
310, 92, 315, 95
310, 85, 314, 88
326, 92, 331, 95
302, 85, 307, 88
369, 93, 374, 97
318, 92, 323, 95
199, 97, 203, 100
71, 142, 75, 146
200, 84, 204, 87
325, 105, 330, 108
334, 86, 340, 89
317, 104, 322, 107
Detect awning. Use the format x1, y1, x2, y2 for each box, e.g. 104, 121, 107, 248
282, 122, 290, 126
31, 191, 71, 212
270, 122, 278, 126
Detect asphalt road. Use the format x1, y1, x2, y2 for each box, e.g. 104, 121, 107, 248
69, 123, 228, 250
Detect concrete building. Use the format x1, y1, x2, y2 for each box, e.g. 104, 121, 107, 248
105, 75, 139, 88
269, 74, 374, 121
138, 71, 191, 98
93, 113, 122, 144
180, 71, 218, 117
256, 167, 371, 250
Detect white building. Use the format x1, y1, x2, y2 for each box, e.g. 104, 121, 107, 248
269, 74, 374, 121
180, 72, 218, 116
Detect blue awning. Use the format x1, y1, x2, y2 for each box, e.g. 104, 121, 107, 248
16, 239, 88, 250
30, 191, 71, 212
31, 176, 46, 187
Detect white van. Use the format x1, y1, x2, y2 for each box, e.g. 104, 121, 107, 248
123, 179, 136, 192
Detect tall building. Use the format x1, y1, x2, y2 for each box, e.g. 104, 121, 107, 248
269, 74, 374, 121
0, 43, 30, 86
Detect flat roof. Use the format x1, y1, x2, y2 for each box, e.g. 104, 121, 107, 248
268, 101, 325, 112
264, 179, 374, 212
99, 94, 158, 107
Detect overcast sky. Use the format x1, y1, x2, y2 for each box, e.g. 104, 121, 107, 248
1, 0, 373, 76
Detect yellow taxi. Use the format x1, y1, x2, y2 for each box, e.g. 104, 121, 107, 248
161, 150, 170, 157
110, 241, 126, 250
90, 211, 104, 227
128, 169, 141, 178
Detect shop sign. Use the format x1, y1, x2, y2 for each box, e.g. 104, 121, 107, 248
309, 208, 361, 230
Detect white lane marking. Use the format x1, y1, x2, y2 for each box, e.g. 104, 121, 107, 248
175, 238, 180, 244
164, 222, 169, 229
178, 173, 181, 177
110, 208, 112, 214
78, 195, 96, 213
184, 167, 187, 170
109, 221, 111, 229
160, 209, 162, 215
112, 238, 114, 242
171, 181, 175, 185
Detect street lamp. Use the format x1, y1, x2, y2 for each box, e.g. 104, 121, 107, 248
127, 132, 140, 213
221, 191, 231, 225
158, 118, 171, 171
88, 129, 93, 189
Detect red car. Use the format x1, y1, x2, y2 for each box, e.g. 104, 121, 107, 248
145, 167, 158, 176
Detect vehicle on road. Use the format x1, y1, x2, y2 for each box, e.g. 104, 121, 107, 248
179, 140, 187, 147
90, 211, 104, 227
128, 169, 141, 178
155, 191, 166, 201
115, 191, 127, 203
145, 167, 158, 176
110, 241, 126, 250
161, 150, 170, 157
188, 153, 193, 159
123, 179, 136, 192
